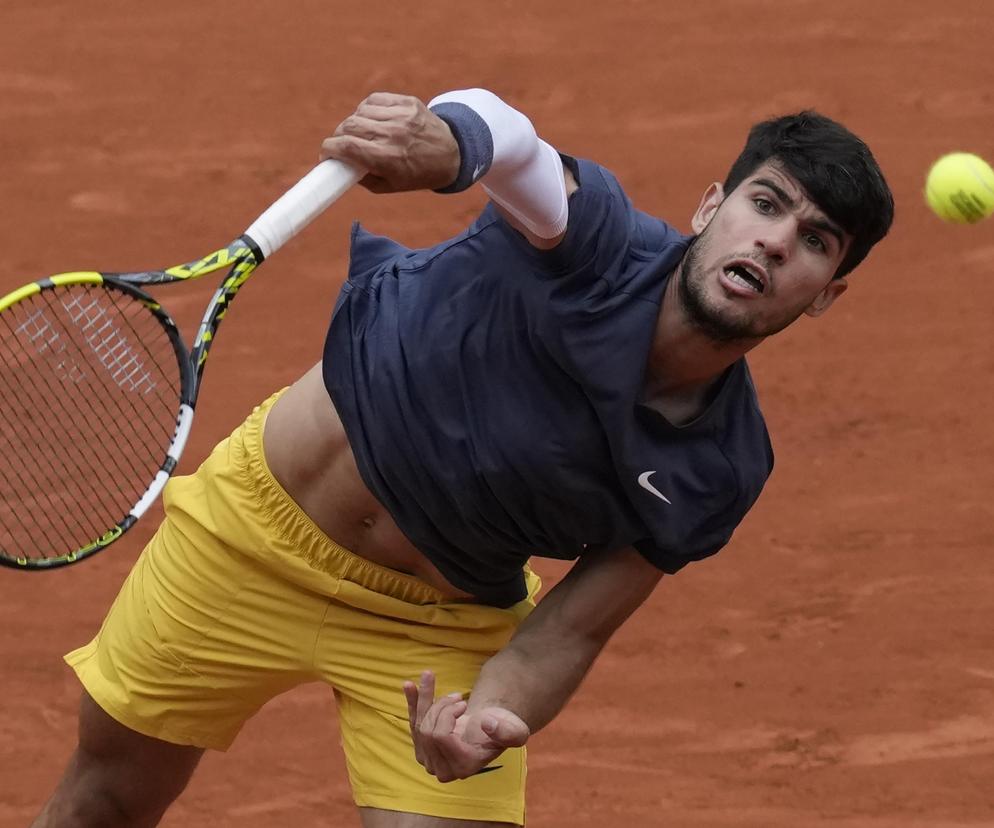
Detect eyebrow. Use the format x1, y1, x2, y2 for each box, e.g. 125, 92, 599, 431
751, 177, 845, 249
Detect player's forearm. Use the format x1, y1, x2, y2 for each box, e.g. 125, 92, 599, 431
465, 547, 663, 733
319, 89, 568, 241
428, 88, 569, 239
467, 625, 604, 734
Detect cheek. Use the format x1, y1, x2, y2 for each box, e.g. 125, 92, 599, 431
707, 209, 746, 245
776, 276, 831, 316
696, 215, 741, 266
783, 250, 837, 291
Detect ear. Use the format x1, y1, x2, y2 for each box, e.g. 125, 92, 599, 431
690, 183, 724, 234
804, 278, 848, 317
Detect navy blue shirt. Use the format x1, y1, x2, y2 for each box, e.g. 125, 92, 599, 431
323, 157, 773, 606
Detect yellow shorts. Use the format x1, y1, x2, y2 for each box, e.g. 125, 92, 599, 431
66, 390, 541, 824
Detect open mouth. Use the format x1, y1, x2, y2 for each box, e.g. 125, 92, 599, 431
723, 263, 766, 294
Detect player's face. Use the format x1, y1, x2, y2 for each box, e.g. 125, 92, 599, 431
677, 162, 852, 342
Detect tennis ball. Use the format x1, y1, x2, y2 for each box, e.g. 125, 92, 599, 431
924, 152, 994, 224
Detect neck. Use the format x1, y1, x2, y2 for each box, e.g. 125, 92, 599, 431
645, 272, 764, 399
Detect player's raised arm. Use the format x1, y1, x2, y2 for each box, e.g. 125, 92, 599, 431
320, 89, 576, 249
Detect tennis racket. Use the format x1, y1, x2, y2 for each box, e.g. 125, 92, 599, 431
0, 159, 361, 570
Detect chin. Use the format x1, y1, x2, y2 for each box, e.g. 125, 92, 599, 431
679, 272, 749, 341
687, 280, 800, 341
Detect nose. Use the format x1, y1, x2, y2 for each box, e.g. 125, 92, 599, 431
755, 217, 793, 264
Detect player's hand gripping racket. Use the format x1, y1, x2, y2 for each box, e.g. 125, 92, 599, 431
0, 159, 361, 570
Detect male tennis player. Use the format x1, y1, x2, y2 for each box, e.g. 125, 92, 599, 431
33, 89, 893, 827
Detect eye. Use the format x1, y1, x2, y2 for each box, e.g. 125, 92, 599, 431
753, 197, 776, 215
803, 232, 827, 252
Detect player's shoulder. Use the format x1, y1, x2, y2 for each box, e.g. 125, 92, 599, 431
567, 155, 626, 199
567, 155, 687, 252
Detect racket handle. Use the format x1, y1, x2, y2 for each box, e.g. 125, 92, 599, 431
244, 160, 362, 259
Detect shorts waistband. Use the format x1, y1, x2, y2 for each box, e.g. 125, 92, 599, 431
231, 390, 451, 606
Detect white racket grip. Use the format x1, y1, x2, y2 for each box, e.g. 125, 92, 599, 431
243, 160, 363, 259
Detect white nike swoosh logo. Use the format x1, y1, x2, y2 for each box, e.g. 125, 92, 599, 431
472, 162, 486, 181
637, 471, 672, 504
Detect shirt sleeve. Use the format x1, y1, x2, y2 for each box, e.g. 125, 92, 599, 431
487, 155, 638, 289
634, 528, 730, 575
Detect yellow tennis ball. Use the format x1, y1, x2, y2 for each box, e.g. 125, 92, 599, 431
924, 152, 994, 224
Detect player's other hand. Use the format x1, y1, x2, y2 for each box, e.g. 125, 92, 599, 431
403, 670, 530, 782
320, 93, 460, 194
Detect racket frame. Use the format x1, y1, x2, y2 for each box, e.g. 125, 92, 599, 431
0, 160, 359, 570
0, 274, 193, 568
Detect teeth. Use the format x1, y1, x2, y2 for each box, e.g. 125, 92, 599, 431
725, 267, 762, 292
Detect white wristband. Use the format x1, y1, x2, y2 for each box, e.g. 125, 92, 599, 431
429, 89, 568, 239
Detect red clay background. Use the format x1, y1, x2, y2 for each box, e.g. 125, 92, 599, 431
2, 2, 993, 825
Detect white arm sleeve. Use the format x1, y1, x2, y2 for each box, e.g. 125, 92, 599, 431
429, 88, 569, 239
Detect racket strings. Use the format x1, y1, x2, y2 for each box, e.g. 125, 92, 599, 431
0, 404, 92, 557
0, 352, 140, 548
0, 297, 150, 556
6, 294, 164, 486
0, 284, 182, 563
61, 292, 159, 395
42, 290, 180, 468
20, 287, 180, 482
0, 290, 172, 559
48, 289, 182, 419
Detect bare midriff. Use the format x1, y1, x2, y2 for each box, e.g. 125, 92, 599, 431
262, 362, 477, 601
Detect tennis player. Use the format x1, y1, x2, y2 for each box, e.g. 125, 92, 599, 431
33, 89, 893, 827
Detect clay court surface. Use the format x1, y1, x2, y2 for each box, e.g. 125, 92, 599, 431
2, 1, 993, 825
